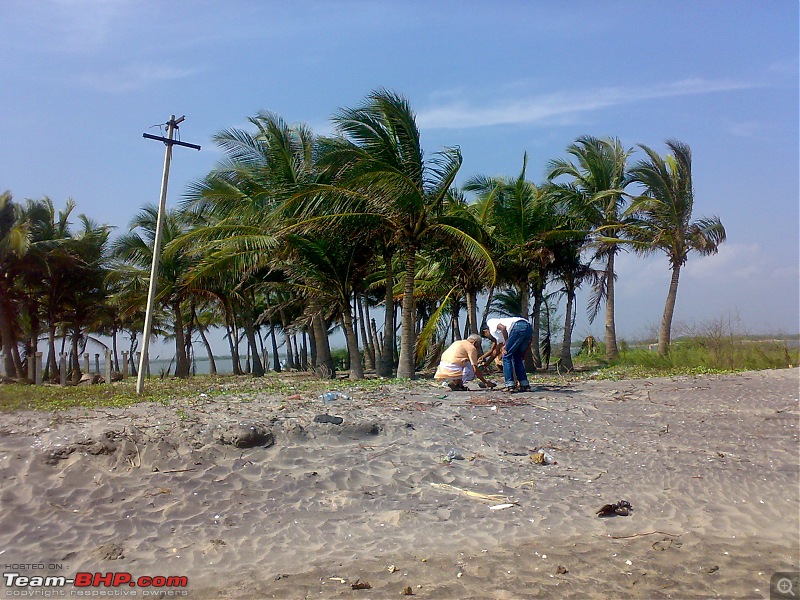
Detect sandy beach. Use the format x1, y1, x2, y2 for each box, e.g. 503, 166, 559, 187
1, 368, 798, 599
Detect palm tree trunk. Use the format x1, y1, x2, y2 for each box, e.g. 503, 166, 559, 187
0, 295, 24, 378
309, 298, 335, 378
308, 322, 317, 367
518, 279, 536, 372
259, 331, 267, 373
197, 323, 217, 375
243, 319, 264, 376
225, 325, 240, 374
370, 318, 382, 364
70, 330, 81, 383
291, 335, 300, 370
173, 302, 190, 378
262, 294, 280, 372
541, 296, 552, 369
376, 246, 395, 377
300, 327, 308, 370
531, 284, 543, 369
466, 290, 479, 335
112, 326, 120, 372
394, 300, 400, 364
184, 305, 195, 374
658, 263, 682, 356
278, 306, 295, 368
26, 309, 40, 382
357, 295, 374, 371
451, 295, 461, 342
560, 284, 575, 371
517, 280, 530, 318
46, 323, 58, 381
480, 286, 495, 328
397, 248, 417, 379
605, 251, 619, 359
223, 299, 243, 375
269, 320, 281, 372
342, 298, 363, 380
128, 331, 138, 376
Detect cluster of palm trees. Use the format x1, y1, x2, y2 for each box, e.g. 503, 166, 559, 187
0, 194, 114, 381
0, 89, 726, 383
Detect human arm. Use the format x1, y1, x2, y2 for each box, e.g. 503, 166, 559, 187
479, 341, 498, 364
473, 364, 496, 388
468, 345, 496, 388
495, 323, 510, 354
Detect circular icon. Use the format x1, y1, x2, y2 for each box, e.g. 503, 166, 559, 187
777, 577, 796, 597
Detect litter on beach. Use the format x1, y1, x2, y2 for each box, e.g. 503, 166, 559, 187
531, 448, 555, 465
597, 499, 633, 517
430, 482, 516, 505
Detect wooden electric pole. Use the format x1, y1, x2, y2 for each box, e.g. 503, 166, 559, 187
137, 115, 201, 394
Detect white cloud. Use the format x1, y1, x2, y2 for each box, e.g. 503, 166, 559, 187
615, 251, 666, 290
417, 78, 756, 130
722, 120, 764, 138
683, 242, 763, 281
767, 59, 799, 76
78, 63, 201, 93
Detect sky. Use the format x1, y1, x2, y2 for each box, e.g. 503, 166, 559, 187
1, 0, 798, 359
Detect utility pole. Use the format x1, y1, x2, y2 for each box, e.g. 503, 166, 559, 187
137, 115, 201, 394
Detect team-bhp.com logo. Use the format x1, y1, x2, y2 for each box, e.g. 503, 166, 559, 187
3, 572, 189, 596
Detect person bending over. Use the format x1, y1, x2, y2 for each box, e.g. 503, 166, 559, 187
434, 334, 497, 391
481, 317, 533, 392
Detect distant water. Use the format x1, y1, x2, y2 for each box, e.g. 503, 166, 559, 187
74, 355, 288, 377
148, 355, 288, 376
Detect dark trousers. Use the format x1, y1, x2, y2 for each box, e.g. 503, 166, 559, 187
502, 320, 532, 387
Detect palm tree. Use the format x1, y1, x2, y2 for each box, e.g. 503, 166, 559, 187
106, 261, 164, 377
60, 215, 112, 382
282, 231, 373, 379
16, 197, 82, 380
192, 300, 220, 375
356, 262, 397, 375
181, 111, 336, 377
0, 191, 29, 378
8, 201, 82, 381
410, 187, 497, 365
445, 188, 496, 336
626, 139, 726, 355
465, 153, 558, 369
550, 231, 597, 371
489, 287, 525, 318
309, 89, 487, 379
547, 136, 632, 360
112, 206, 196, 377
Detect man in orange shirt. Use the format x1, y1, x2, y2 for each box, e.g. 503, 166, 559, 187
434, 334, 497, 391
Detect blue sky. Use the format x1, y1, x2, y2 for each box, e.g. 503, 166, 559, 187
1, 0, 798, 351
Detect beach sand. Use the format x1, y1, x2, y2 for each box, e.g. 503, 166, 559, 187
1, 368, 798, 599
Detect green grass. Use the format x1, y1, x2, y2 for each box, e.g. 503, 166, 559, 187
572, 336, 798, 380
2, 336, 796, 412
0, 371, 418, 413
